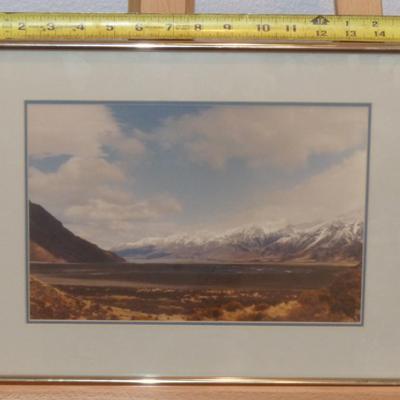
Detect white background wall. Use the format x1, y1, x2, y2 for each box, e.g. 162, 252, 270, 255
0, 0, 399, 14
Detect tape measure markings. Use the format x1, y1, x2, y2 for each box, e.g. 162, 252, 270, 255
1, 13, 400, 42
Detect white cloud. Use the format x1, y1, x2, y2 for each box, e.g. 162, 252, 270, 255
30, 157, 125, 206
65, 195, 182, 224
28, 103, 145, 159
63, 195, 182, 248
29, 157, 182, 248
28, 103, 369, 247
28, 104, 185, 247
233, 150, 368, 228
156, 105, 368, 169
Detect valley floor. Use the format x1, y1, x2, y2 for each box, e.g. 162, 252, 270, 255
29, 264, 362, 323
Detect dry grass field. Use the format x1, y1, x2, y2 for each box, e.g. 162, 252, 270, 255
30, 267, 361, 323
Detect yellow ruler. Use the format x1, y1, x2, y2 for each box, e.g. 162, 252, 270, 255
0, 13, 399, 42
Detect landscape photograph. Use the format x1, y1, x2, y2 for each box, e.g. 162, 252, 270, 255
27, 101, 369, 323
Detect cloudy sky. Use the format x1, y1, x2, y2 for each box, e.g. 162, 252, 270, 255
28, 102, 369, 248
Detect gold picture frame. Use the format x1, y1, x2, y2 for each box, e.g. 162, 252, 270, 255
2, 40, 400, 51
0, 40, 399, 388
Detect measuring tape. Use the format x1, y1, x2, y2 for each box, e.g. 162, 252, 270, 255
0, 13, 399, 42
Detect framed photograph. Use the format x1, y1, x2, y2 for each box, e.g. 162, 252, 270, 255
0, 42, 400, 383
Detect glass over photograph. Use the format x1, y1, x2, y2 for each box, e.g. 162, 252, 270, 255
27, 101, 370, 324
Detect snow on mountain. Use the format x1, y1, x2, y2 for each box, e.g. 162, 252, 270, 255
114, 213, 364, 265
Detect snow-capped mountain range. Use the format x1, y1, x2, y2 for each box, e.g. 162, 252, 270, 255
114, 213, 364, 265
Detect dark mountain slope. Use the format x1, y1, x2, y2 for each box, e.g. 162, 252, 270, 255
29, 201, 124, 263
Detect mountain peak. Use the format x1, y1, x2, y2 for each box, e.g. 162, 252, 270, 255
116, 213, 364, 265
